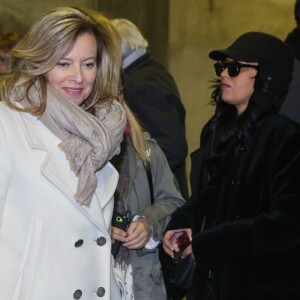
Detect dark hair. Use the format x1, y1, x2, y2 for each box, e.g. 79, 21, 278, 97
201, 75, 282, 164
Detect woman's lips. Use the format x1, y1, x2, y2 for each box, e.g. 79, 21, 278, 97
63, 88, 83, 95
220, 82, 230, 90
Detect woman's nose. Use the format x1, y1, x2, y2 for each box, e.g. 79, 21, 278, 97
71, 65, 84, 83
220, 67, 229, 78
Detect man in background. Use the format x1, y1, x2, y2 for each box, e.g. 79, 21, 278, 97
112, 18, 189, 199
280, 0, 300, 123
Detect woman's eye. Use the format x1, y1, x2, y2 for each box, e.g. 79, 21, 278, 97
57, 61, 69, 68
84, 62, 96, 68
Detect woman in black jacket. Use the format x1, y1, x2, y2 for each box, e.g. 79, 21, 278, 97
163, 32, 300, 300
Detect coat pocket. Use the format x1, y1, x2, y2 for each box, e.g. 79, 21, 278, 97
150, 260, 164, 285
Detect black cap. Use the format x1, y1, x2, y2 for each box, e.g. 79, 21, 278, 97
209, 32, 295, 96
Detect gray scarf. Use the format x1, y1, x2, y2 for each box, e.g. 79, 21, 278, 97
18, 85, 126, 206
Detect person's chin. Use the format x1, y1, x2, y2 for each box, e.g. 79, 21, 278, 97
64, 94, 83, 106
221, 98, 231, 105
62, 92, 84, 106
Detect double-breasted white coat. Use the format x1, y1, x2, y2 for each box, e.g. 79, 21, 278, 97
0, 102, 122, 300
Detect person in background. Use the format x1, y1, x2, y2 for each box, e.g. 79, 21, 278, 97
107, 71, 185, 300
280, 0, 300, 123
163, 32, 300, 300
0, 7, 126, 300
0, 31, 22, 73
111, 18, 189, 200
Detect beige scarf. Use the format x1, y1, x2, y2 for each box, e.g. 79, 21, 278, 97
20, 85, 126, 206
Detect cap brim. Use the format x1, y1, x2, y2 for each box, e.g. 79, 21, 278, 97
209, 48, 259, 62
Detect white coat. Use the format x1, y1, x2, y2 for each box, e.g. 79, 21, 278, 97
0, 102, 123, 300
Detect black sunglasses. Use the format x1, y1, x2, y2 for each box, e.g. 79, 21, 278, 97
214, 60, 259, 77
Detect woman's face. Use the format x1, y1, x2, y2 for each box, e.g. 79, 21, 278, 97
46, 32, 97, 106
218, 58, 258, 115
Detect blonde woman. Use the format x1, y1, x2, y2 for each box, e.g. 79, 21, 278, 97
109, 79, 185, 300
0, 7, 126, 300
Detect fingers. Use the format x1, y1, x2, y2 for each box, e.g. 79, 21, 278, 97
162, 231, 176, 252
185, 228, 192, 241
162, 230, 181, 255
181, 244, 193, 259
111, 226, 128, 242
162, 229, 192, 257
123, 219, 151, 249
162, 241, 174, 258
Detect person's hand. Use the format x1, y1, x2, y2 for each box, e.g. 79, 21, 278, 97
111, 226, 127, 243
182, 244, 194, 259
123, 218, 151, 249
162, 228, 192, 258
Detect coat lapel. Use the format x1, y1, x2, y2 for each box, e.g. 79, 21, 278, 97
18, 112, 117, 232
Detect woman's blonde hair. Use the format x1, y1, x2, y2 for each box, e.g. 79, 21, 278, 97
123, 102, 149, 162
115, 68, 148, 162
0, 7, 121, 116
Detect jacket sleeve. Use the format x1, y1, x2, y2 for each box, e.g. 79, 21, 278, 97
192, 125, 300, 271
139, 139, 186, 242
0, 121, 11, 226
164, 147, 207, 231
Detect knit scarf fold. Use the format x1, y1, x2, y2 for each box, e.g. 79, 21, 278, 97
17, 85, 126, 206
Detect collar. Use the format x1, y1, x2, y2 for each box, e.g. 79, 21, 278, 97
122, 47, 147, 69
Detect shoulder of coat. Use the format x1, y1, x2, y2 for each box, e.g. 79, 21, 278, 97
143, 131, 158, 159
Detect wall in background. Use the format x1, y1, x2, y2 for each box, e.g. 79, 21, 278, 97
95, 0, 169, 67
0, 0, 95, 34
0, 0, 168, 67
0, 0, 296, 192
